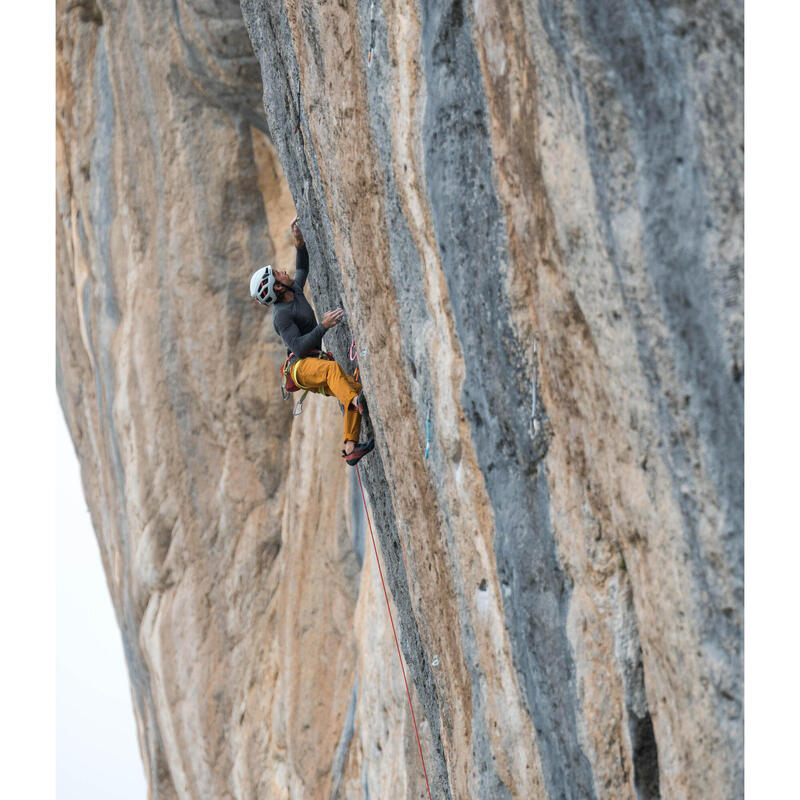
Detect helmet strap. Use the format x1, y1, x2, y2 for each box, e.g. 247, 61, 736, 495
274, 279, 293, 300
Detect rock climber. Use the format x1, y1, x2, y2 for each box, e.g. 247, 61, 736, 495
249, 217, 374, 466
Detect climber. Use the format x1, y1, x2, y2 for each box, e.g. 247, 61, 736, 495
249, 216, 374, 466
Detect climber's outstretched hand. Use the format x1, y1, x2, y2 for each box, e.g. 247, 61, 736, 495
291, 216, 305, 249
321, 308, 344, 329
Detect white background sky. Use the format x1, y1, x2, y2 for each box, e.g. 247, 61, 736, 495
56, 416, 147, 799
0, 4, 798, 799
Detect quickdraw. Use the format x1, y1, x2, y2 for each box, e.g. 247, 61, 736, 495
349, 338, 362, 383
292, 391, 309, 417
424, 411, 431, 460
531, 332, 540, 434
367, 0, 377, 65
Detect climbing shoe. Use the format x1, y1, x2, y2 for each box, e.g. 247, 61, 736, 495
342, 439, 375, 466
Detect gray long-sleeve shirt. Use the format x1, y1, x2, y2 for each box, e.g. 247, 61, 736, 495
272, 244, 326, 357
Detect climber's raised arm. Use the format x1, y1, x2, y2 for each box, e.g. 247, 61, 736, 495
292, 216, 309, 289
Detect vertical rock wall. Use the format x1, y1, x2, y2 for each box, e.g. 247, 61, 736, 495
240, 0, 742, 798
57, 2, 377, 798
57, 0, 743, 798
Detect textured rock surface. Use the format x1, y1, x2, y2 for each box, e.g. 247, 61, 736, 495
57, 0, 743, 798
57, 2, 370, 797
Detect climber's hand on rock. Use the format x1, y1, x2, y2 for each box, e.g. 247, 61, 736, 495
321, 309, 344, 329
290, 216, 304, 248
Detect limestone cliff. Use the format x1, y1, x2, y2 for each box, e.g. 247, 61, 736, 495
57, 1, 743, 798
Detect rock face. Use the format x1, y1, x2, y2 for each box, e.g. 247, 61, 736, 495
57, 0, 743, 798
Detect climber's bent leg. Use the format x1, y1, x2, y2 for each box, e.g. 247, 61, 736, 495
323, 362, 362, 444
294, 357, 362, 444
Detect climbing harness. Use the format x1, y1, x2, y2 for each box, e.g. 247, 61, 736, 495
280, 350, 335, 416
280, 350, 333, 394
355, 465, 433, 800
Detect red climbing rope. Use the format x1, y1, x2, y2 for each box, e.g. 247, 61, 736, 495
356, 464, 433, 800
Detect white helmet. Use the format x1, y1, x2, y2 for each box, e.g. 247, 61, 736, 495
250, 265, 277, 305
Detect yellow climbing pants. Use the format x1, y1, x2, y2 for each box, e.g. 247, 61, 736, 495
293, 357, 362, 444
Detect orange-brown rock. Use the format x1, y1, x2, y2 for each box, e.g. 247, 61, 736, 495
57, 2, 367, 797
58, 0, 742, 798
